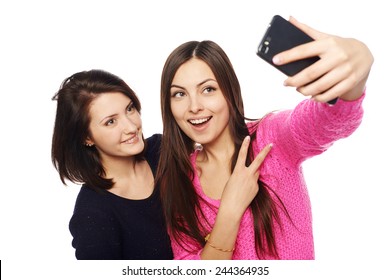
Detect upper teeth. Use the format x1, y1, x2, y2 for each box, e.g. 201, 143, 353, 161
123, 136, 137, 143
189, 117, 210, 125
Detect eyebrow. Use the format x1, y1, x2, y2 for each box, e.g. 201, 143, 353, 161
99, 113, 117, 124
99, 100, 133, 124
171, 78, 217, 89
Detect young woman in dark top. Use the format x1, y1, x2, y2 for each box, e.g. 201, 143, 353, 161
51, 69, 173, 260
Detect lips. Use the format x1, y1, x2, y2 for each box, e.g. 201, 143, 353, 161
122, 134, 139, 144
188, 116, 212, 126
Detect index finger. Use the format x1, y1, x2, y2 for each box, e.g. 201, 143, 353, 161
248, 143, 273, 173
289, 16, 325, 41
235, 136, 251, 169
272, 17, 328, 66
273, 40, 321, 66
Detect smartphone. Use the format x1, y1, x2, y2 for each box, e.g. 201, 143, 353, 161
257, 15, 337, 104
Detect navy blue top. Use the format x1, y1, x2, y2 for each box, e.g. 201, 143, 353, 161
69, 134, 173, 260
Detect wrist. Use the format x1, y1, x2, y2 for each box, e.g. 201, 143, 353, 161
218, 202, 246, 224
340, 80, 367, 101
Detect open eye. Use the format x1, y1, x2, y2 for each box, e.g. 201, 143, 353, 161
127, 102, 135, 112
203, 86, 216, 94
171, 91, 186, 98
105, 119, 116, 126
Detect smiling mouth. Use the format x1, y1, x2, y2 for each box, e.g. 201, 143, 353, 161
188, 117, 212, 126
122, 135, 139, 144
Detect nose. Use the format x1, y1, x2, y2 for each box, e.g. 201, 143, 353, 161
189, 94, 203, 113
122, 116, 139, 134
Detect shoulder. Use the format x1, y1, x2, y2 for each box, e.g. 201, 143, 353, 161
246, 110, 290, 140
145, 133, 162, 153
145, 134, 162, 172
72, 185, 111, 214
70, 185, 117, 231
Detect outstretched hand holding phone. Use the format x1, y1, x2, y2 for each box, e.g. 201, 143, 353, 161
257, 15, 373, 104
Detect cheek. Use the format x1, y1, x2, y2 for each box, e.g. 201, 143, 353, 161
211, 98, 229, 114
91, 130, 115, 149
170, 103, 184, 122
214, 100, 231, 125
221, 103, 230, 118
132, 113, 142, 128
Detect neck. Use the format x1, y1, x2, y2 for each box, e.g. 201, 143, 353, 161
102, 156, 154, 200
198, 134, 235, 166
102, 156, 137, 180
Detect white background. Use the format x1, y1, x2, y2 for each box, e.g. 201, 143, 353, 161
0, 0, 388, 279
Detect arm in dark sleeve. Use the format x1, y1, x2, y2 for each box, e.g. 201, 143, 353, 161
69, 207, 122, 260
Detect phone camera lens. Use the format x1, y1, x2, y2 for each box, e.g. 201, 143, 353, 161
260, 45, 269, 54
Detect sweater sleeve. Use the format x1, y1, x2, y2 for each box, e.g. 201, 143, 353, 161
69, 207, 122, 260
69, 189, 122, 260
255, 94, 365, 166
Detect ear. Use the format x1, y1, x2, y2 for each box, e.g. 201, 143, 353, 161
84, 137, 94, 147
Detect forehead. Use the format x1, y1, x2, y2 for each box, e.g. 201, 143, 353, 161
172, 58, 216, 84
89, 92, 131, 118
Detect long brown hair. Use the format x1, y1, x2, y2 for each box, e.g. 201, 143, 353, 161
51, 69, 144, 191
156, 41, 284, 258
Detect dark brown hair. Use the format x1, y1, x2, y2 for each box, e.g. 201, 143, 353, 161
51, 69, 144, 191
156, 41, 284, 258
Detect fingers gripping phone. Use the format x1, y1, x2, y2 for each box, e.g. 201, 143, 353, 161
257, 15, 338, 105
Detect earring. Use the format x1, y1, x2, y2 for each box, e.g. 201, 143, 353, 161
85, 142, 94, 147
194, 143, 203, 151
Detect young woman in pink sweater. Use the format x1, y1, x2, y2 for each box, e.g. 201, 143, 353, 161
156, 17, 373, 260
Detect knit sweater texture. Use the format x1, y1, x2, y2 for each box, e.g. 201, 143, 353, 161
69, 134, 173, 260
171, 95, 365, 260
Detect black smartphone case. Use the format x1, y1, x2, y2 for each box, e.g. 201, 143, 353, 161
257, 15, 337, 104
257, 15, 319, 76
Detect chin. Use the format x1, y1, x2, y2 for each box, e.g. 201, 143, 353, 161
127, 142, 145, 156
192, 136, 213, 146
135, 141, 145, 153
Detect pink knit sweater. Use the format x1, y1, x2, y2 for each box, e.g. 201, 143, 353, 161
171, 94, 365, 260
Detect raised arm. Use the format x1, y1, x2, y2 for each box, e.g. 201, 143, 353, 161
273, 16, 374, 103
200, 137, 272, 259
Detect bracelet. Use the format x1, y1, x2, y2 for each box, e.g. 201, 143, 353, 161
204, 233, 235, 252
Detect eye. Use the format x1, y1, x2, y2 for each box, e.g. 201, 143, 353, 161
105, 119, 116, 126
126, 102, 138, 115
203, 86, 216, 94
171, 91, 186, 98
127, 102, 135, 113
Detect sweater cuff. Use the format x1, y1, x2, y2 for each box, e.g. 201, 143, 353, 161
322, 90, 365, 113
